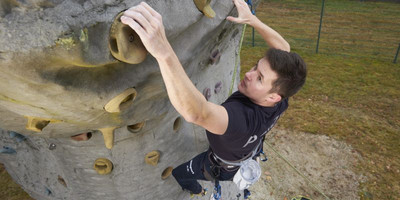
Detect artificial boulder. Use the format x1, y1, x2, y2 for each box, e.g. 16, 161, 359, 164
0, 0, 251, 199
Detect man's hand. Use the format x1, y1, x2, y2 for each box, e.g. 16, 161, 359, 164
121, 2, 173, 60
227, 0, 290, 51
226, 0, 256, 25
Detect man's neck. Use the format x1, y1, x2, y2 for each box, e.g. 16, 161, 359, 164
250, 98, 277, 107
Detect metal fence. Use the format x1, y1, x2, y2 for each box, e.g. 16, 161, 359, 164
243, 0, 400, 63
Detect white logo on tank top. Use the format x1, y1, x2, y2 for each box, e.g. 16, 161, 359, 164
243, 135, 257, 148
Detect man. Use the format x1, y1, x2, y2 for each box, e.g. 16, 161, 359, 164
121, 0, 306, 198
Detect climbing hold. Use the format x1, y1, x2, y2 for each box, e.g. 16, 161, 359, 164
161, 166, 173, 180
0, 146, 16, 154
127, 121, 145, 133
109, 12, 147, 64
209, 49, 221, 65
173, 117, 182, 132
104, 88, 137, 113
49, 143, 56, 150
57, 175, 67, 188
25, 116, 51, 132
93, 158, 113, 175
45, 187, 52, 196
203, 87, 211, 101
98, 127, 116, 149
214, 81, 222, 94
71, 132, 92, 141
9, 131, 26, 142
144, 150, 160, 166
194, 0, 216, 18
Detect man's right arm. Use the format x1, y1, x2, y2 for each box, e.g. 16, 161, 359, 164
227, 0, 290, 52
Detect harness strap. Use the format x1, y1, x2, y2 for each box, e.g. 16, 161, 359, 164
212, 140, 263, 167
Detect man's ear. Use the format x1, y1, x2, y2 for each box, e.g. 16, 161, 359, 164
266, 93, 282, 103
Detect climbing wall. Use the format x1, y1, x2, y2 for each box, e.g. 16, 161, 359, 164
0, 0, 250, 199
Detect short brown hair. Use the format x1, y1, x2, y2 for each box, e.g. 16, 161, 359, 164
266, 48, 307, 99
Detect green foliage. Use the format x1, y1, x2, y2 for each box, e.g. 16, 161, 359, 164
241, 0, 400, 199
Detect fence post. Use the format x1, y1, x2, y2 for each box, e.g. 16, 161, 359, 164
316, 0, 325, 53
394, 43, 400, 63
252, 27, 255, 47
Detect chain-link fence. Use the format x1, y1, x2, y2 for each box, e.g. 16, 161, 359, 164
244, 0, 400, 63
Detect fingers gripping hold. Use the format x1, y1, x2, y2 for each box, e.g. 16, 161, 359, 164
120, 16, 145, 37
120, 2, 170, 60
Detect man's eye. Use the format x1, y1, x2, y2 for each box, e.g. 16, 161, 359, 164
258, 76, 262, 81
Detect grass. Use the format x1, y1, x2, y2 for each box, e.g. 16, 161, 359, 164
240, 0, 400, 199
0, 164, 32, 200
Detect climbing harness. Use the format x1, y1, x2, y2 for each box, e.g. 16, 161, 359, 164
211, 140, 263, 190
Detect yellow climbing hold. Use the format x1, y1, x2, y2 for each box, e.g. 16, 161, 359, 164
98, 127, 117, 149
109, 12, 147, 64
25, 116, 55, 132
194, 0, 216, 18
104, 88, 137, 113
93, 158, 113, 175
145, 150, 160, 166
161, 166, 173, 180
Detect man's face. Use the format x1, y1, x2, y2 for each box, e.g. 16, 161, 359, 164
238, 57, 279, 105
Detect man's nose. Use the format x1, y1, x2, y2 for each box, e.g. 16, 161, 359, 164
245, 71, 253, 81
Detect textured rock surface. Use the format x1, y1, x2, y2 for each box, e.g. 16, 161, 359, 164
0, 0, 250, 199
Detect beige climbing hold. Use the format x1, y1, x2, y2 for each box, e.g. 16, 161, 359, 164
145, 150, 160, 166
194, 0, 216, 18
93, 158, 113, 175
127, 121, 146, 133
104, 88, 137, 113
25, 116, 52, 132
161, 166, 173, 180
99, 127, 116, 149
109, 12, 147, 64
173, 117, 182, 132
